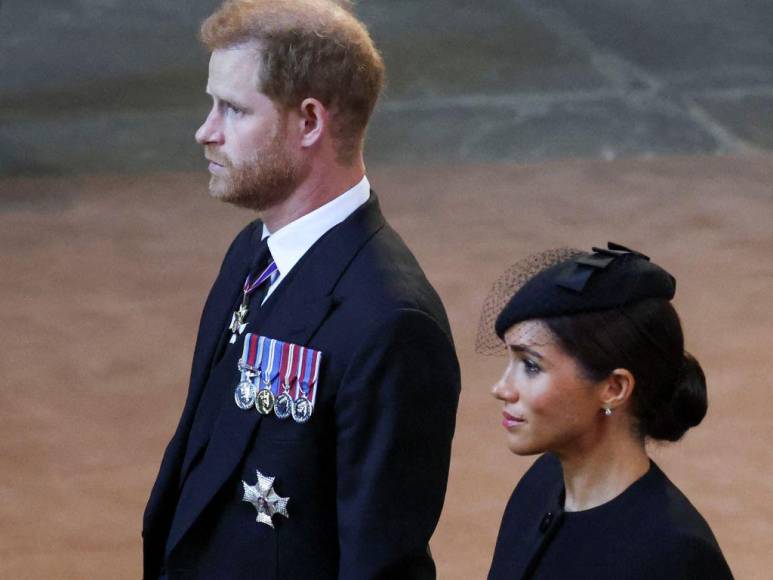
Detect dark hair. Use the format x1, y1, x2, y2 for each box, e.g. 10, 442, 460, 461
544, 298, 707, 442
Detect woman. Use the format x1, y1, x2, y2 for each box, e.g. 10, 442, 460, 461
479, 243, 732, 579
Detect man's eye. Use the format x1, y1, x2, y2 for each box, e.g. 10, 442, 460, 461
224, 103, 243, 115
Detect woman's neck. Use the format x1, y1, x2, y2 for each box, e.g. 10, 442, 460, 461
557, 429, 650, 512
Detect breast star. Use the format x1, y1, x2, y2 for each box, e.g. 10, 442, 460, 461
242, 470, 290, 528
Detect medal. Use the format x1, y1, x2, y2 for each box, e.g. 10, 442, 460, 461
228, 300, 249, 342
228, 260, 278, 344
242, 469, 290, 528
291, 395, 312, 423
274, 342, 296, 419
234, 335, 265, 410
256, 338, 279, 415
234, 333, 323, 422
255, 386, 275, 415
291, 346, 321, 423
235, 380, 257, 410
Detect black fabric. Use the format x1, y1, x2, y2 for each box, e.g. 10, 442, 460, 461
178, 235, 273, 487
143, 193, 460, 580
488, 454, 734, 580
495, 243, 676, 338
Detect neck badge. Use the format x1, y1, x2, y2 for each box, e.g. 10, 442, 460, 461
242, 469, 289, 528
228, 261, 278, 344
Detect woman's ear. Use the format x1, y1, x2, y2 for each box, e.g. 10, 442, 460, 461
600, 368, 636, 413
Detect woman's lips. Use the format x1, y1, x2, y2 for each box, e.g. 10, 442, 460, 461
502, 410, 526, 429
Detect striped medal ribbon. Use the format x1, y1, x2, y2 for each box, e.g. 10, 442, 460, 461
255, 338, 280, 415
234, 334, 265, 410
274, 342, 297, 420
292, 347, 322, 424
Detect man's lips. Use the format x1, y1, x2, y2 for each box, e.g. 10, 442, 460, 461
502, 410, 526, 429
206, 158, 227, 173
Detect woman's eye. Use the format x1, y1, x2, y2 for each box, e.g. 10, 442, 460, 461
523, 359, 542, 376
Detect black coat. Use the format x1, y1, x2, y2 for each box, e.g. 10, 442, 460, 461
489, 454, 733, 580
143, 194, 460, 579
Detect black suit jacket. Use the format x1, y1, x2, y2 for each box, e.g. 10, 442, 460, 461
488, 453, 733, 580
143, 194, 460, 579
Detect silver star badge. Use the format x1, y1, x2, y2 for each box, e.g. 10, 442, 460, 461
242, 470, 290, 528
228, 305, 249, 343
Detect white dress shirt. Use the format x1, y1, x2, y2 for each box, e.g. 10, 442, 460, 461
261, 176, 370, 301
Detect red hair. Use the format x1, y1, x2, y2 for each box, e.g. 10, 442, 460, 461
200, 0, 385, 163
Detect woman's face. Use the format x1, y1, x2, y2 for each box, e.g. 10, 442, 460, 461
491, 320, 607, 456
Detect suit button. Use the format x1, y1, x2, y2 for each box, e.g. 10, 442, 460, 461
539, 512, 553, 533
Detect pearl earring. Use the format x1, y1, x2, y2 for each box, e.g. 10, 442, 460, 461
603, 406, 613, 417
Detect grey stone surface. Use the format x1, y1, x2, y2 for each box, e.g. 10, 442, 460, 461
695, 93, 773, 150
541, 0, 773, 88
2, 0, 772, 175
0, 0, 214, 93
359, 0, 606, 100
369, 95, 720, 164
1, 109, 205, 176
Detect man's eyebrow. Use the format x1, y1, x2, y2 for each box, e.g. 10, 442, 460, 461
508, 344, 544, 359
204, 92, 250, 110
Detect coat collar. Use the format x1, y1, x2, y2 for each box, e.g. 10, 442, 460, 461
164, 192, 385, 554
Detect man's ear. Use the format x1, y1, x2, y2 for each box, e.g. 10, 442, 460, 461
600, 368, 636, 413
297, 98, 328, 148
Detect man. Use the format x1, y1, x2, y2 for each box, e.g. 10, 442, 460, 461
142, 1, 460, 578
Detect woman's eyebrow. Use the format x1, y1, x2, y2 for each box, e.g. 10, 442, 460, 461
508, 344, 544, 359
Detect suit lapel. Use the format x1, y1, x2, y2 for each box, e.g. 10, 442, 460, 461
166, 193, 385, 554
143, 227, 254, 542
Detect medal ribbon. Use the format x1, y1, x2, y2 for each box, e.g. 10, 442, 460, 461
243, 261, 278, 296
277, 342, 296, 392
260, 338, 282, 395
240, 334, 263, 372
307, 348, 322, 406
292, 347, 306, 400
258, 337, 271, 385
297, 347, 322, 405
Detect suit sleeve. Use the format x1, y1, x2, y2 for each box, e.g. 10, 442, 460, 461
334, 308, 460, 580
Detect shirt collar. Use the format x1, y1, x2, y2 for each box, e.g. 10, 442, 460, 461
262, 176, 370, 281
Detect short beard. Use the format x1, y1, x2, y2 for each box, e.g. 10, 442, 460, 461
209, 132, 308, 213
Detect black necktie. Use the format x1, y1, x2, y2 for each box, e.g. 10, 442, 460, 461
245, 237, 275, 308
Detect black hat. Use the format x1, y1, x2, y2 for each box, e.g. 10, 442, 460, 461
494, 242, 676, 338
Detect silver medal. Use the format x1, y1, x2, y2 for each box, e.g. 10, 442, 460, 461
291, 395, 313, 423
234, 379, 257, 410
274, 390, 294, 419
235, 337, 261, 410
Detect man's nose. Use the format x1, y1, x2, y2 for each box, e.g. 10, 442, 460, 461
195, 109, 223, 145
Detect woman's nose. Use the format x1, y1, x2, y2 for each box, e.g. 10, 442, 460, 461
491, 374, 518, 402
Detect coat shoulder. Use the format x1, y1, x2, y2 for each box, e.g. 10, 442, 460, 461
335, 222, 449, 325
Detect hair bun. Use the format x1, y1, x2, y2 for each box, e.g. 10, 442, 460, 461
646, 352, 708, 441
